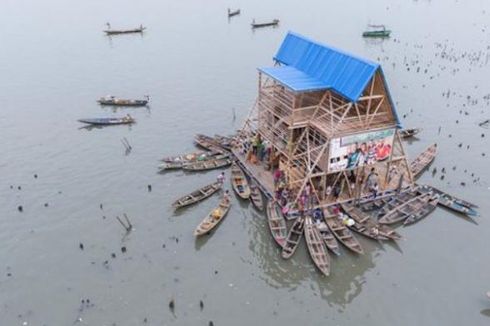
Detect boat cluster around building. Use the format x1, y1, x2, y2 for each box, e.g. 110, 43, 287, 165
157, 32, 480, 277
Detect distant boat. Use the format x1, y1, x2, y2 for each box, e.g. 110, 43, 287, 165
227, 8, 240, 17
104, 23, 146, 35
251, 19, 279, 29
410, 143, 437, 179
98, 95, 149, 107
78, 116, 135, 126
362, 24, 391, 38
399, 128, 421, 139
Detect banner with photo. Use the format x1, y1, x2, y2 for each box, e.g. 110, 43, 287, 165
327, 129, 395, 172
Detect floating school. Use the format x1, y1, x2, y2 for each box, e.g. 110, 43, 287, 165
167, 32, 479, 277
236, 31, 414, 209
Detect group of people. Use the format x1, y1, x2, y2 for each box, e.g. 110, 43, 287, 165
240, 133, 272, 165
345, 140, 392, 170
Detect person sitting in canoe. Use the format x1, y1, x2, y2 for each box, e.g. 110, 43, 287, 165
223, 190, 230, 204
123, 114, 133, 122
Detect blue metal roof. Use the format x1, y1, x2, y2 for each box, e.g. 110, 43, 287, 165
258, 32, 380, 102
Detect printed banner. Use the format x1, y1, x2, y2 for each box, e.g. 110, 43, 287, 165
328, 129, 395, 172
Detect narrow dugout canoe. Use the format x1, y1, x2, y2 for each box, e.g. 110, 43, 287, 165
194, 197, 231, 236
281, 216, 305, 259
304, 216, 330, 276
403, 194, 439, 226
341, 203, 401, 241
266, 201, 287, 248
78, 117, 134, 125
183, 157, 232, 171
249, 181, 264, 211
172, 182, 222, 209
230, 163, 251, 199
323, 207, 364, 255
417, 184, 478, 217
378, 193, 433, 225
410, 143, 437, 179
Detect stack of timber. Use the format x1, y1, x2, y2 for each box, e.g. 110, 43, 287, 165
251, 19, 279, 28
194, 196, 231, 236
183, 156, 232, 171
417, 184, 478, 217
172, 182, 222, 209
323, 207, 364, 255
304, 216, 330, 276
399, 128, 421, 139
378, 192, 437, 225
410, 143, 437, 178
267, 201, 287, 248
341, 203, 401, 241
281, 216, 305, 259
230, 163, 251, 199
97, 96, 149, 107
249, 181, 264, 211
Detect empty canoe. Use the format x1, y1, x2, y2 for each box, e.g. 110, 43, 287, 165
281, 216, 305, 259
304, 216, 330, 276
172, 182, 222, 209
267, 201, 287, 248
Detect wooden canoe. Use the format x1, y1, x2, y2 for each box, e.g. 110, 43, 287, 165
104, 27, 146, 35
341, 203, 401, 241
323, 207, 364, 255
281, 216, 305, 259
266, 201, 287, 248
315, 220, 341, 256
183, 157, 232, 171
417, 184, 478, 216
403, 194, 439, 226
194, 197, 231, 236
304, 216, 330, 276
249, 181, 264, 211
399, 128, 421, 139
161, 150, 209, 163
369, 187, 420, 215
97, 96, 148, 106
78, 117, 135, 125
194, 134, 227, 153
251, 19, 279, 28
230, 163, 251, 199
378, 192, 434, 225
172, 182, 222, 209
410, 143, 437, 179
158, 161, 184, 171
228, 8, 240, 17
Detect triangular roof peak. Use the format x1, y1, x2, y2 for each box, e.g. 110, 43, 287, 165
259, 31, 381, 102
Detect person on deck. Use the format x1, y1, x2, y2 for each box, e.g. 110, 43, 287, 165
217, 172, 225, 185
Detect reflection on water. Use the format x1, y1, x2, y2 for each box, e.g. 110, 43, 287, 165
245, 205, 391, 308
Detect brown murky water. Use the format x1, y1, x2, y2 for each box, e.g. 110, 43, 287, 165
1, 0, 490, 324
